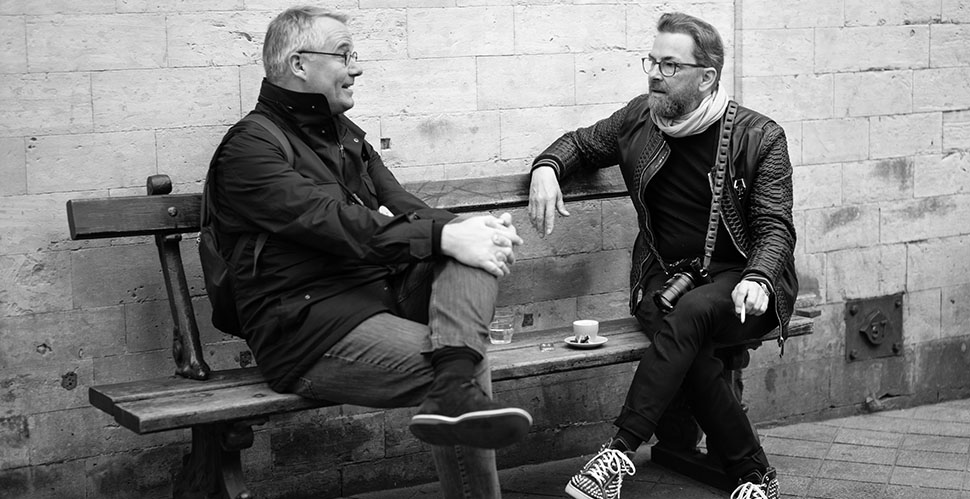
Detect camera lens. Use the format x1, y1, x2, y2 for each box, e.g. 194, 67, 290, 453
652, 272, 696, 313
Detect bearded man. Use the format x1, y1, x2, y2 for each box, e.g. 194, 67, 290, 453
527, 12, 797, 499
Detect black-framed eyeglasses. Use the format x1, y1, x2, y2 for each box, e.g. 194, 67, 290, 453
298, 50, 358, 66
641, 57, 707, 77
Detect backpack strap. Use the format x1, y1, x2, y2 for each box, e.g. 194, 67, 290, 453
205, 112, 294, 275
243, 112, 294, 165
238, 113, 291, 275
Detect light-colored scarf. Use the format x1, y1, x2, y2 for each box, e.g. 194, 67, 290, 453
651, 88, 729, 138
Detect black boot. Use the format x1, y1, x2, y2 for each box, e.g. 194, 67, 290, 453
409, 373, 532, 449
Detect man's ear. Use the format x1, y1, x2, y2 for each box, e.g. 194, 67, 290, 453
288, 53, 308, 81
698, 68, 718, 93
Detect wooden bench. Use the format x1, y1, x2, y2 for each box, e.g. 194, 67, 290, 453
66, 170, 813, 498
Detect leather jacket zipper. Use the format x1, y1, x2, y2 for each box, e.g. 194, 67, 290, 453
630, 144, 668, 310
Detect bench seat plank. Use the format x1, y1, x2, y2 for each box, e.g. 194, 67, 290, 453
91, 316, 811, 435
113, 383, 332, 434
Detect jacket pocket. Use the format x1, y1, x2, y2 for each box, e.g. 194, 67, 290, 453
359, 172, 378, 198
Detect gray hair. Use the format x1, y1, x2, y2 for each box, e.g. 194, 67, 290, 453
263, 6, 349, 83
657, 12, 724, 89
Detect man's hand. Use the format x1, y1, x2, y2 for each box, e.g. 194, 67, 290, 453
528, 166, 570, 236
440, 213, 524, 278
731, 279, 770, 323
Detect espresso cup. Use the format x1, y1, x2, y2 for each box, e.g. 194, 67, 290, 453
572, 319, 599, 342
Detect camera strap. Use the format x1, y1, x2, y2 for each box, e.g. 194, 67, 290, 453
700, 100, 738, 275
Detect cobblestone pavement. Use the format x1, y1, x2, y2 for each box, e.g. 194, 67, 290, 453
347, 398, 970, 498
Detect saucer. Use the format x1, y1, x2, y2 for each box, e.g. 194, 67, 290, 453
564, 335, 608, 349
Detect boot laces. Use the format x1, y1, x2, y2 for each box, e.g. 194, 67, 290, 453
582, 448, 636, 486
731, 481, 769, 499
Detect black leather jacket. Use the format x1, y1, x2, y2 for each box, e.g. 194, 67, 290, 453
534, 94, 798, 345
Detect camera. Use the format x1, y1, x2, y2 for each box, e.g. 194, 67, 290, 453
652, 257, 711, 313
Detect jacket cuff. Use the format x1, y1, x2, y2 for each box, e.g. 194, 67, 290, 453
741, 272, 773, 295
431, 220, 444, 256
531, 158, 561, 178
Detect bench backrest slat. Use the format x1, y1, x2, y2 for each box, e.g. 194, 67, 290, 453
67, 194, 202, 240
65, 171, 629, 241
408, 170, 627, 213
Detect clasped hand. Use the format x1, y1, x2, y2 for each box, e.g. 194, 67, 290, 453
440, 213, 524, 277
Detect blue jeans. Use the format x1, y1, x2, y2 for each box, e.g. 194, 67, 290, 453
289, 259, 501, 498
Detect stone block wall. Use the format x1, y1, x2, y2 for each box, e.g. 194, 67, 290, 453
736, 0, 970, 425
1, 0, 969, 497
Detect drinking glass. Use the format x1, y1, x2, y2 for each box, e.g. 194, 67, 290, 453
488, 312, 515, 344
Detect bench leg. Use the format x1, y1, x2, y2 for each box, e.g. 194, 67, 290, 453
173, 421, 258, 499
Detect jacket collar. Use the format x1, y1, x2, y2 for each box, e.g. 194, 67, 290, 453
256, 78, 366, 139
257, 78, 338, 130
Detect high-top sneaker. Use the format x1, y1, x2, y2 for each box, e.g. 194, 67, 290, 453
731, 466, 779, 499
564, 444, 637, 499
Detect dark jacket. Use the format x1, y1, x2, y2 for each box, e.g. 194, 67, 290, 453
210, 80, 456, 391
534, 94, 798, 345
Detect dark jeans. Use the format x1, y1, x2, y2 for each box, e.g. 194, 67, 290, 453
614, 259, 777, 479
289, 260, 501, 499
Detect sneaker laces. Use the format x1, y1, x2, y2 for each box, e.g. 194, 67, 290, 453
582, 448, 637, 486
731, 481, 769, 499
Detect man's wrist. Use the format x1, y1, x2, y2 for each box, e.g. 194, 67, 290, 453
742, 275, 771, 295
530, 158, 560, 178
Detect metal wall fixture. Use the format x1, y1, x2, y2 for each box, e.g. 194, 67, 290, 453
844, 293, 904, 362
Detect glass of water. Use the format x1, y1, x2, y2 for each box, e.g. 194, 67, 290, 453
488, 311, 515, 344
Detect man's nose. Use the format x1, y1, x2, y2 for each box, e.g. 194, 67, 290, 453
348, 60, 363, 76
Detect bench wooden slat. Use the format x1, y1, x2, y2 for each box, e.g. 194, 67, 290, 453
115, 383, 331, 434
409, 170, 627, 213
91, 316, 812, 434
66, 194, 202, 239
88, 368, 268, 416
65, 170, 628, 241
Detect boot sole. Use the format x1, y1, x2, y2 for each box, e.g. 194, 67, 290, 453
564, 482, 597, 499
409, 408, 533, 449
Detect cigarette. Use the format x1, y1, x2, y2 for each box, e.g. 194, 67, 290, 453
740, 306, 746, 324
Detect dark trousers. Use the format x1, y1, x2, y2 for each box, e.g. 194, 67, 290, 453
614, 259, 777, 479
289, 260, 501, 499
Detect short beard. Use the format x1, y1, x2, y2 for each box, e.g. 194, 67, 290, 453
648, 87, 703, 119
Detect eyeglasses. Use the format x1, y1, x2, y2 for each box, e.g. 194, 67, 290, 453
297, 50, 358, 66
641, 57, 707, 77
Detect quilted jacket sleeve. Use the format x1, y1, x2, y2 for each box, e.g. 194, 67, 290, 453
533, 95, 648, 178
742, 122, 796, 287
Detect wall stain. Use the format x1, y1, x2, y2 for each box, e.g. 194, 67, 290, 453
0, 469, 29, 496
417, 118, 454, 139
824, 206, 861, 232
0, 416, 30, 445
764, 367, 777, 393
902, 196, 956, 219
874, 157, 912, 190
